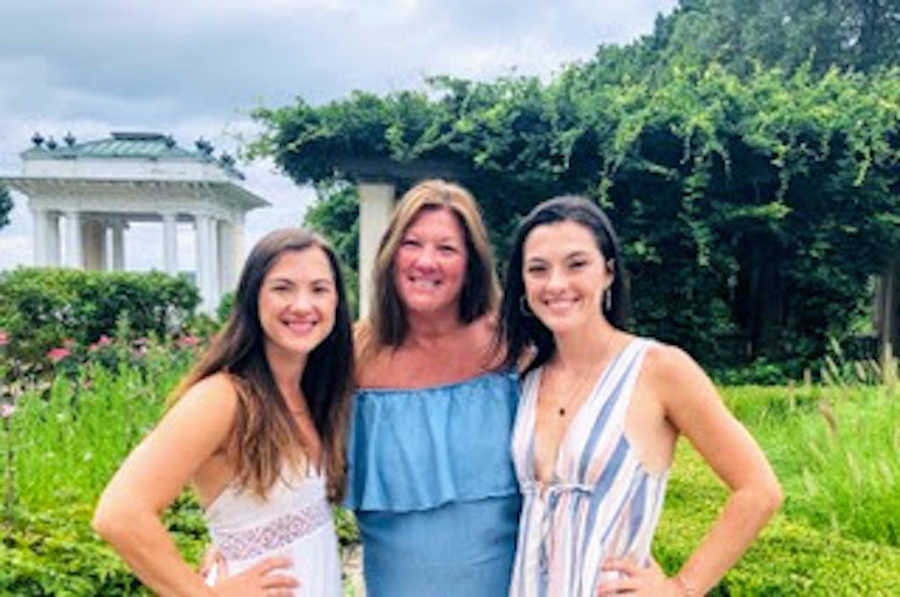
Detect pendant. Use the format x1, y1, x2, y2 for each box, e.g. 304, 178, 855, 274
559, 407, 566, 416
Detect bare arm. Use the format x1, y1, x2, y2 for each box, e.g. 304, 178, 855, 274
92, 374, 296, 596
656, 346, 783, 594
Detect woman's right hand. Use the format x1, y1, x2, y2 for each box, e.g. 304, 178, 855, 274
213, 557, 299, 596
197, 544, 226, 579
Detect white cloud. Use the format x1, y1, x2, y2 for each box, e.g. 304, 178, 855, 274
0, 0, 678, 272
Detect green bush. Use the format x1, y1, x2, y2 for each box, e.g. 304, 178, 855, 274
0, 268, 200, 366
0, 500, 206, 596
0, 498, 358, 596
656, 437, 900, 595
712, 358, 803, 386
215, 291, 235, 324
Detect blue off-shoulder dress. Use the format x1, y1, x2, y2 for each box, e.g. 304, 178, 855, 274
345, 371, 521, 597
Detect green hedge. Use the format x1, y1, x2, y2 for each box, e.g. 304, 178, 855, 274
0, 268, 199, 364
0, 499, 205, 596
0, 501, 360, 596
655, 438, 900, 595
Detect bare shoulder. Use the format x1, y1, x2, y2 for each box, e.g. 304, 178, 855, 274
641, 341, 714, 404
353, 318, 373, 349
356, 341, 391, 388
172, 372, 240, 425
353, 318, 378, 378
643, 342, 699, 380
478, 311, 500, 334
470, 313, 497, 339
469, 315, 505, 369
180, 371, 238, 400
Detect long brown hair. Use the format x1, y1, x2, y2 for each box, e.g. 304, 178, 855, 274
171, 229, 354, 502
365, 179, 501, 351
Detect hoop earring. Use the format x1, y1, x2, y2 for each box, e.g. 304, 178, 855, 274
604, 288, 612, 311
519, 295, 533, 317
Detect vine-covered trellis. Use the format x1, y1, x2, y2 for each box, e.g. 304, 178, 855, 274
248, 59, 900, 376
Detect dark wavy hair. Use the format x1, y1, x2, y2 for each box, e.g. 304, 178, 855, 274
499, 195, 630, 375
170, 228, 354, 502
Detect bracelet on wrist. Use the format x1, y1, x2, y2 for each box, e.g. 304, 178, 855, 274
674, 574, 698, 597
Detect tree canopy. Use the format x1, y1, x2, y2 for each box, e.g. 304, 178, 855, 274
642, 0, 900, 76
247, 1, 900, 376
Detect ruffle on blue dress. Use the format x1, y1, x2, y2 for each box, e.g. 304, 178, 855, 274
345, 371, 521, 597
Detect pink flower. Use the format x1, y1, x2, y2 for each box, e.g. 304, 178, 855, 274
0, 331, 8, 346
47, 347, 71, 363
178, 335, 201, 347
0, 404, 15, 419
88, 335, 112, 351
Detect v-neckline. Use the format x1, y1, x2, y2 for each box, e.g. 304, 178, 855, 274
530, 337, 637, 490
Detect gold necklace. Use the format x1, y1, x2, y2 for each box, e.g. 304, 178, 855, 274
548, 331, 616, 417
550, 369, 597, 417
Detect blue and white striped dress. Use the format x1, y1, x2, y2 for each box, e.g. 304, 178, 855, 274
509, 338, 669, 597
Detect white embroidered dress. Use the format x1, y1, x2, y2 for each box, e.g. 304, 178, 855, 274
204, 469, 341, 596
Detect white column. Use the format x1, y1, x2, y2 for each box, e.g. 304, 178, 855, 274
31, 207, 48, 266
47, 212, 61, 266
82, 220, 106, 270
208, 217, 220, 307
358, 182, 396, 318
231, 213, 245, 288
217, 220, 234, 293
111, 219, 125, 270
162, 213, 178, 275
195, 214, 214, 312
64, 210, 82, 269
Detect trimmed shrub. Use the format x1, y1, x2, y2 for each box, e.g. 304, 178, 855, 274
0, 268, 199, 365
656, 438, 900, 595
0, 501, 203, 596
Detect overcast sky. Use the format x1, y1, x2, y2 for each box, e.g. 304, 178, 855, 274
0, 0, 677, 271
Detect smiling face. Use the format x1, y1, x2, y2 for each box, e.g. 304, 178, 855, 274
522, 219, 613, 335
392, 207, 468, 317
257, 246, 338, 360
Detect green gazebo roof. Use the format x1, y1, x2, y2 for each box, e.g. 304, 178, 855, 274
21, 131, 245, 179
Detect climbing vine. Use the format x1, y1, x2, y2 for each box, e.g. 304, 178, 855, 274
248, 57, 900, 375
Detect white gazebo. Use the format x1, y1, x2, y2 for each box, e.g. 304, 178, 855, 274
1, 131, 270, 312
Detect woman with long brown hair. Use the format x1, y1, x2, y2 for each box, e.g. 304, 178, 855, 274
345, 179, 521, 596
93, 228, 354, 596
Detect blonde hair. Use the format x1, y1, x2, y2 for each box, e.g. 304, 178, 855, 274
366, 179, 500, 349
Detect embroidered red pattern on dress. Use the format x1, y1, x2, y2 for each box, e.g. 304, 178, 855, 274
213, 500, 332, 561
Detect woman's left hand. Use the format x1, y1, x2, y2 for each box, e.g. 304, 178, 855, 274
596, 557, 682, 596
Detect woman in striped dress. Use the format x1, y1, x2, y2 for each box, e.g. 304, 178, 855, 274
498, 196, 783, 596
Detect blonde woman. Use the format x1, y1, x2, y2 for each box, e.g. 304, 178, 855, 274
345, 179, 520, 596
